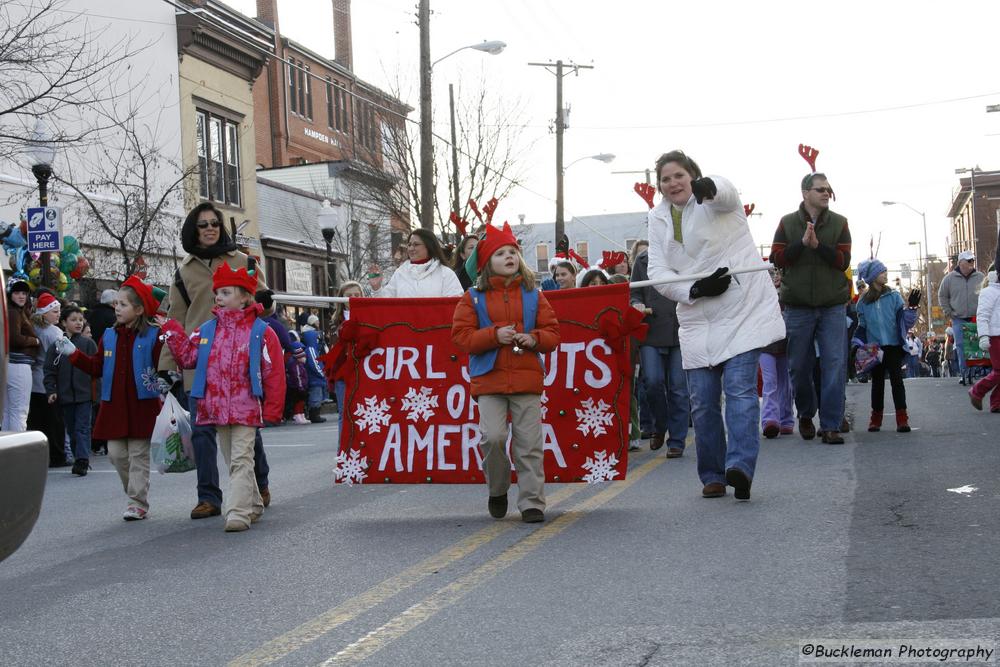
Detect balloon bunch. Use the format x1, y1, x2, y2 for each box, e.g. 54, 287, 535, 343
1, 214, 91, 297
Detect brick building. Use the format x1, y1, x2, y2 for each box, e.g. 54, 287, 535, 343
946, 170, 1000, 270
251, 0, 412, 239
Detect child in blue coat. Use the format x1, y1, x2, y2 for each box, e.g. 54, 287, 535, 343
855, 259, 919, 433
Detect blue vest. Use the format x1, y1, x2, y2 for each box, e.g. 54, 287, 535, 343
101, 326, 161, 402
468, 286, 541, 378
190, 318, 268, 399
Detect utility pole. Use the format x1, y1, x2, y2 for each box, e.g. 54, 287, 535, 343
418, 0, 434, 231
612, 168, 654, 186
528, 60, 593, 246
449, 82, 460, 242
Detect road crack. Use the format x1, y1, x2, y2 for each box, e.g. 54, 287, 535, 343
884, 500, 917, 529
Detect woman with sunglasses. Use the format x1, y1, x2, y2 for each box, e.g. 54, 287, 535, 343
159, 202, 273, 522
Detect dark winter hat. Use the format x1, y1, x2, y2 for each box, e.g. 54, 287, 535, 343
801, 172, 829, 191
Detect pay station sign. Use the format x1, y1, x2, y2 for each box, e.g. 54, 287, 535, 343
26, 206, 63, 252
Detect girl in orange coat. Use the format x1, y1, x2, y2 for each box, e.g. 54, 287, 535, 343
452, 223, 560, 523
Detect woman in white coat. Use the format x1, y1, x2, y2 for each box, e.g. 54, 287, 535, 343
369, 229, 464, 298
646, 150, 784, 502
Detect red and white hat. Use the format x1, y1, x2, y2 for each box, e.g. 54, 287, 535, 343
35, 291, 59, 315
212, 262, 257, 293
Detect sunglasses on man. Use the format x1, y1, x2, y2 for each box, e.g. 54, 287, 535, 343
196, 221, 222, 229
809, 187, 834, 195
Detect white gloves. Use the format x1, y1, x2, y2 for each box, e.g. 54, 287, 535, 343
980, 336, 991, 352
54, 336, 77, 357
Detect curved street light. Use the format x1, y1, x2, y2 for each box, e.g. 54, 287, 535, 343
420, 38, 507, 232
882, 200, 933, 333
563, 153, 616, 173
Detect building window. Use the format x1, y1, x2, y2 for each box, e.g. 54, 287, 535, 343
196, 109, 242, 207
335, 85, 349, 132
303, 64, 312, 120
326, 77, 334, 128
624, 238, 637, 253
266, 256, 286, 292
288, 61, 297, 114
576, 241, 589, 266
535, 243, 549, 273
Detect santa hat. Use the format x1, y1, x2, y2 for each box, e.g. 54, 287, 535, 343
35, 291, 59, 314
212, 262, 257, 294
475, 222, 519, 272
122, 275, 160, 316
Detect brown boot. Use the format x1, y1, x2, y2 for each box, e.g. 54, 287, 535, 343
895, 409, 911, 433
867, 411, 883, 432
649, 433, 665, 450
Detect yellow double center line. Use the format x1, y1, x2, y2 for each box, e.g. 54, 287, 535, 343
229, 454, 665, 667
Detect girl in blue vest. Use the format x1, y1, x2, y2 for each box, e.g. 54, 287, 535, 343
452, 222, 560, 523
155, 263, 285, 532
56, 276, 164, 521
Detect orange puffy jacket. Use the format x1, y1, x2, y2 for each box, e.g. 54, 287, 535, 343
451, 276, 560, 397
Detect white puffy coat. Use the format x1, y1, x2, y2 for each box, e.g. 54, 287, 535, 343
647, 175, 785, 369
975, 273, 1000, 337
376, 259, 464, 298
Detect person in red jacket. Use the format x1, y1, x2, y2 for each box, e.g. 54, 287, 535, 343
57, 276, 164, 522
452, 223, 560, 523
156, 263, 285, 532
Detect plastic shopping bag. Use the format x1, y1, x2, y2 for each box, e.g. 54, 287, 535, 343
150, 393, 195, 474
961, 321, 991, 367
854, 343, 883, 376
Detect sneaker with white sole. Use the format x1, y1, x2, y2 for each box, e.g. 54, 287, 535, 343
123, 506, 147, 521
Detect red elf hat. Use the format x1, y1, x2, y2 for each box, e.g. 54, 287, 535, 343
212, 261, 257, 293
122, 275, 160, 316
475, 222, 519, 271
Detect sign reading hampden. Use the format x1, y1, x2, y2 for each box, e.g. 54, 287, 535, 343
332, 283, 645, 486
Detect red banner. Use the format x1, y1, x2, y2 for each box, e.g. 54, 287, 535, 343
333, 283, 640, 485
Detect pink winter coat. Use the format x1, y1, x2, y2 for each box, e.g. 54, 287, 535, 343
162, 304, 286, 426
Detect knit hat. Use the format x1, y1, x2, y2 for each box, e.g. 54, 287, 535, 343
307, 314, 320, 327
122, 275, 160, 317
7, 273, 30, 294
858, 259, 887, 285
35, 291, 59, 314
475, 222, 518, 272
212, 261, 257, 294
99, 288, 117, 305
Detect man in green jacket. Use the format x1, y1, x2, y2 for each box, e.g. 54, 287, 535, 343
771, 173, 852, 445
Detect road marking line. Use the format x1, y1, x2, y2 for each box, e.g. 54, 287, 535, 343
318, 455, 666, 666
263, 444, 317, 448
226, 465, 624, 667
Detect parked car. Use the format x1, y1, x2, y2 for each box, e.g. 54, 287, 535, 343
0, 269, 48, 563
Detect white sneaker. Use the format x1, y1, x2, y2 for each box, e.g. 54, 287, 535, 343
122, 506, 147, 521
292, 413, 309, 424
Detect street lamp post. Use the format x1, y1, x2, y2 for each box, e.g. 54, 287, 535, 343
883, 201, 932, 333
416, 5, 505, 231
558, 153, 615, 243
24, 120, 57, 289
317, 200, 340, 296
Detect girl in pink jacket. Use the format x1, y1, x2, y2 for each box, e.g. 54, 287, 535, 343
156, 263, 285, 532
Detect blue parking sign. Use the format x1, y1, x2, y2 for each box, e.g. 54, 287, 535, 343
26, 206, 62, 252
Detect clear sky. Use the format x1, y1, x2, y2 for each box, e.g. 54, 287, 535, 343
224, 0, 1000, 273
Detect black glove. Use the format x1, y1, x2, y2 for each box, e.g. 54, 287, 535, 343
691, 177, 717, 204
907, 289, 921, 308
689, 267, 732, 300
255, 289, 274, 310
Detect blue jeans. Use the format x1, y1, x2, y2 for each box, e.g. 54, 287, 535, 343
307, 385, 326, 409
62, 401, 92, 461
686, 349, 761, 485
639, 345, 690, 449
953, 317, 970, 381
334, 379, 346, 446
784, 305, 847, 432
187, 392, 270, 506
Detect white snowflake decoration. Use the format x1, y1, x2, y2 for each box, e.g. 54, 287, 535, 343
582, 450, 620, 484
575, 398, 614, 436
353, 396, 391, 434
333, 448, 368, 486
540, 391, 549, 420
401, 386, 439, 422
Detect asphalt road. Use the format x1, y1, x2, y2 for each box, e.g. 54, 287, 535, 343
2, 378, 998, 666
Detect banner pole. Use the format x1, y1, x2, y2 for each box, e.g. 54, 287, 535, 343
272, 264, 774, 305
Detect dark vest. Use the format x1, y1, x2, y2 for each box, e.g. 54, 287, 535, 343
778, 209, 850, 307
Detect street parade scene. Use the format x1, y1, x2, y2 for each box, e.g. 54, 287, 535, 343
2, 1, 1000, 666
